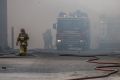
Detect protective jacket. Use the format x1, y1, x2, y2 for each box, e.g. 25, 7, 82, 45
17, 33, 29, 46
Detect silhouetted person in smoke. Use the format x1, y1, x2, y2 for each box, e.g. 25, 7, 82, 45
43, 29, 53, 49
16, 28, 29, 56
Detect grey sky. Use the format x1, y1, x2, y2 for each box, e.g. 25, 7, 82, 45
7, 0, 120, 49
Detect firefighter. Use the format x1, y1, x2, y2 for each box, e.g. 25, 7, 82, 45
16, 28, 29, 56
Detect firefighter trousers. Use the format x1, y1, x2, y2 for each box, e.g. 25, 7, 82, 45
19, 45, 27, 56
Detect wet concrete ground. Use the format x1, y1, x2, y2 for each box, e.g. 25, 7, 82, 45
0, 52, 120, 80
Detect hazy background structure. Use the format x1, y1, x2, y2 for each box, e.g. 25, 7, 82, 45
7, 0, 120, 49
0, 0, 8, 51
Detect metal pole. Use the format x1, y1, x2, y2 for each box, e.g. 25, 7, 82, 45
11, 26, 14, 49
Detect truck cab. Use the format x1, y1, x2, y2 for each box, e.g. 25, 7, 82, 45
55, 11, 90, 50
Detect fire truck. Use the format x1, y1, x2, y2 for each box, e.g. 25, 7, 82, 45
54, 11, 90, 50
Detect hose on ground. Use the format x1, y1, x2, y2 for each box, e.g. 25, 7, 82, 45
60, 54, 120, 80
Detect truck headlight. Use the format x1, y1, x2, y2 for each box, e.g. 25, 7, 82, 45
57, 40, 62, 43
80, 40, 84, 43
